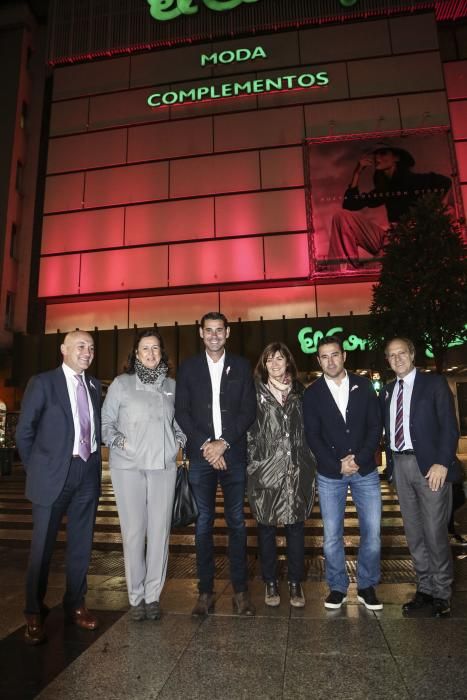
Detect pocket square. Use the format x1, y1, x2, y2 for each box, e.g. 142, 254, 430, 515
350, 385, 359, 392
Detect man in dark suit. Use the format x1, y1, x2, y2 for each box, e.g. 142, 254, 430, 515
382, 337, 459, 617
303, 336, 383, 610
16, 331, 102, 644
175, 312, 256, 616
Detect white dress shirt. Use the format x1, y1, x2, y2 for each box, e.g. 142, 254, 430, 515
389, 367, 416, 451
206, 351, 225, 440
324, 371, 349, 422
62, 363, 97, 455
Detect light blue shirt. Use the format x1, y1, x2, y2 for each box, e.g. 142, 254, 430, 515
389, 367, 416, 450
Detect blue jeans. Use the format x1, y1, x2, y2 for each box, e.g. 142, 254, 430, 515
317, 470, 381, 592
257, 522, 304, 584
189, 461, 248, 594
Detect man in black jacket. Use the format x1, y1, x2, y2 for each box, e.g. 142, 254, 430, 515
175, 312, 256, 616
303, 336, 382, 610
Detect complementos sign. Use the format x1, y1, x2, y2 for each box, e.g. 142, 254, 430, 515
147, 0, 260, 21
147, 45, 329, 107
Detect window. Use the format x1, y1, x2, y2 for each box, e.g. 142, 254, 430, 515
5, 292, 15, 330
10, 223, 18, 260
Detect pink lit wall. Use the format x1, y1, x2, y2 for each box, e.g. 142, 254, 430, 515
445, 61, 467, 216
40, 13, 460, 332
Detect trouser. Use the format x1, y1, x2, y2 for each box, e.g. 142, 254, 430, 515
25, 453, 100, 614
328, 209, 387, 267
111, 467, 177, 606
189, 461, 248, 594
317, 470, 381, 592
257, 521, 305, 583
393, 454, 453, 599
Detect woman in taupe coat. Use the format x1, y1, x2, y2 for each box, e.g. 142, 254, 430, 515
102, 330, 185, 621
247, 342, 316, 608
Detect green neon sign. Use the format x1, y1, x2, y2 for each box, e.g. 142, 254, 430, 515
148, 70, 329, 107
147, 0, 260, 21
298, 325, 467, 358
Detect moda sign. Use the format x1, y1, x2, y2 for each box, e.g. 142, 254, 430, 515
147, 45, 329, 107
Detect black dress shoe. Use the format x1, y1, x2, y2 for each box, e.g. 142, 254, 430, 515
432, 598, 451, 618
402, 591, 433, 615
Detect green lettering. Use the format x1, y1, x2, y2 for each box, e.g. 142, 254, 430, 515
297, 73, 316, 88
233, 80, 253, 95
178, 89, 197, 102
264, 77, 282, 91
221, 83, 233, 96
204, 0, 259, 10
201, 52, 218, 66
316, 71, 329, 86
147, 0, 197, 21
281, 75, 296, 89
162, 91, 179, 104
251, 46, 267, 61
147, 93, 162, 106
252, 79, 265, 93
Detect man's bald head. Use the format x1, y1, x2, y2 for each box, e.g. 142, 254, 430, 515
61, 331, 95, 374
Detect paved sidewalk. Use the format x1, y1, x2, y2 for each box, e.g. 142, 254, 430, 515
1, 553, 467, 700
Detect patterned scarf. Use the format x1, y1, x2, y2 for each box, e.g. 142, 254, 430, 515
134, 357, 168, 384
267, 373, 292, 405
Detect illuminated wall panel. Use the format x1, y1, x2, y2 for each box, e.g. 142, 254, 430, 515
42, 209, 125, 254
456, 141, 467, 182
45, 299, 129, 333
389, 13, 438, 54
89, 88, 169, 130
257, 63, 348, 110
462, 185, 467, 218
449, 101, 467, 139
44, 173, 85, 214
130, 44, 210, 88
315, 282, 373, 317
128, 117, 213, 163
299, 20, 390, 63
264, 233, 309, 279
220, 286, 317, 321
169, 238, 264, 287
125, 198, 214, 246
84, 162, 169, 208
50, 98, 89, 136
348, 53, 444, 99
170, 151, 260, 198
214, 106, 303, 152
53, 56, 130, 100
259, 147, 304, 189
47, 129, 127, 174
80, 246, 169, 294
215, 189, 306, 237
444, 61, 467, 98
398, 92, 449, 130
305, 96, 400, 138
38, 255, 81, 297
129, 292, 219, 327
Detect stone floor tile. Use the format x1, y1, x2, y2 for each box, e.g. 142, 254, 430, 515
395, 656, 467, 700
283, 653, 410, 700
287, 617, 390, 656
186, 615, 288, 656
157, 649, 285, 700
379, 618, 467, 656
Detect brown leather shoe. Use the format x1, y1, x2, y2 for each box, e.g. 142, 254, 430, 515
24, 614, 47, 645
68, 606, 99, 630
232, 591, 256, 616
192, 593, 215, 616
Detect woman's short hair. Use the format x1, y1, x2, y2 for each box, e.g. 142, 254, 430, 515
125, 329, 168, 374
255, 342, 298, 383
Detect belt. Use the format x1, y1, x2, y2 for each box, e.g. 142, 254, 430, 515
392, 449, 416, 456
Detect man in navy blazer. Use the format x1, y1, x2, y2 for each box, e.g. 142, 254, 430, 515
16, 331, 102, 644
175, 312, 256, 616
383, 337, 459, 617
303, 335, 383, 610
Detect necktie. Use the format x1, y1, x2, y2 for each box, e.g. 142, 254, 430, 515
75, 374, 91, 461
394, 379, 405, 451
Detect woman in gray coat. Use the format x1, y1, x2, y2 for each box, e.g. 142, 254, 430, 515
247, 342, 316, 608
102, 330, 185, 621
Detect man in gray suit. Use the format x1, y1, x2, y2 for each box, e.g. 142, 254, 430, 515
16, 331, 102, 644
382, 337, 459, 617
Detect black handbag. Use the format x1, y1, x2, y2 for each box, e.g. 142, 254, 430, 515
172, 459, 199, 528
